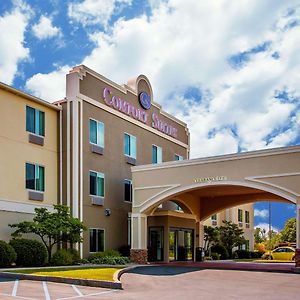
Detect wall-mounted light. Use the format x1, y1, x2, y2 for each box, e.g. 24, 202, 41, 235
105, 208, 111, 216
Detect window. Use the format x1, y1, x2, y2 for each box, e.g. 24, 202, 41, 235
26, 106, 45, 136
127, 216, 131, 246
152, 145, 162, 164
245, 211, 250, 224
211, 214, 217, 226
211, 214, 217, 221
90, 171, 104, 197
25, 163, 44, 191
238, 209, 243, 222
124, 179, 132, 202
90, 119, 104, 148
124, 133, 136, 159
89, 229, 104, 252
174, 154, 183, 161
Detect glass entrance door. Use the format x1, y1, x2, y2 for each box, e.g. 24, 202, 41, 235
169, 228, 194, 261
148, 227, 164, 262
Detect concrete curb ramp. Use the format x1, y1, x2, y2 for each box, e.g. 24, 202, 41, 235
0, 271, 122, 289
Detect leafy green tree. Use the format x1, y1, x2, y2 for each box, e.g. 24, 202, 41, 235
279, 217, 296, 243
9, 205, 86, 264
219, 221, 246, 258
254, 227, 267, 244
204, 225, 219, 252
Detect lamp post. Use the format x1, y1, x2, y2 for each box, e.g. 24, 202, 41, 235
268, 201, 272, 250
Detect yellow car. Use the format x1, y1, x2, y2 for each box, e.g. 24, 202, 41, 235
262, 247, 295, 261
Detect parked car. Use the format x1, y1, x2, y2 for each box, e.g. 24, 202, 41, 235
262, 247, 295, 261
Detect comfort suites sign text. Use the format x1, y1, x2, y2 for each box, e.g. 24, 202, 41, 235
103, 87, 178, 138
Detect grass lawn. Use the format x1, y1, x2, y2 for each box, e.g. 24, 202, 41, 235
7, 267, 123, 281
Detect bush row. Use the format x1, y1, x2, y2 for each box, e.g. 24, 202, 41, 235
233, 249, 264, 259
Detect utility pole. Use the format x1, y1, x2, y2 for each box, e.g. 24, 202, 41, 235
268, 201, 272, 250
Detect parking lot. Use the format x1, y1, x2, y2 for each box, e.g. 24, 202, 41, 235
0, 267, 299, 299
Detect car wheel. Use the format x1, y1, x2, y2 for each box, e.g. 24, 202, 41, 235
292, 256, 295, 261
268, 255, 273, 260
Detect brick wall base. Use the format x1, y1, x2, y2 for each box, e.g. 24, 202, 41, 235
130, 249, 148, 264
295, 249, 300, 267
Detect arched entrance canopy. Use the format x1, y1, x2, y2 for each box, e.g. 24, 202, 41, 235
130, 146, 300, 262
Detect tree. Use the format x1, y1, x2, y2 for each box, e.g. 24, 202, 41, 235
9, 205, 86, 264
204, 225, 219, 252
219, 221, 246, 258
279, 217, 296, 243
254, 227, 267, 244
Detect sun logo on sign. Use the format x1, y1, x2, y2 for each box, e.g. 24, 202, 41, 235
139, 92, 151, 110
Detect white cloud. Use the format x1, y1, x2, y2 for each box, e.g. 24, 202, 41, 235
0, 0, 32, 84
32, 16, 61, 40
255, 223, 279, 233
68, 0, 132, 27
254, 209, 269, 219
26, 0, 300, 157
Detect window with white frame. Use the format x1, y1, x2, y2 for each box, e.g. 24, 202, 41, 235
89, 228, 104, 252
238, 209, 243, 222
25, 163, 45, 191
152, 145, 162, 164
89, 119, 104, 148
90, 171, 104, 197
26, 106, 45, 136
124, 133, 136, 159
174, 154, 183, 161
124, 179, 132, 202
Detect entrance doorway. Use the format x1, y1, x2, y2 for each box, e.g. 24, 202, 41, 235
148, 227, 164, 262
169, 228, 193, 261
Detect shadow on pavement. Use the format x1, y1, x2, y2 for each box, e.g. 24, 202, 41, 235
127, 266, 203, 276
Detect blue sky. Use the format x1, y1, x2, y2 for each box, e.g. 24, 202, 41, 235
1, 0, 300, 231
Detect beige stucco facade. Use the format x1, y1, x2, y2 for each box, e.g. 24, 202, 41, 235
131, 146, 300, 262
0, 82, 60, 240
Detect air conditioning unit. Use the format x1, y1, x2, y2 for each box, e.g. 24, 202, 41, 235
238, 222, 243, 227
245, 223, 250, 228
212, 220, 217, 226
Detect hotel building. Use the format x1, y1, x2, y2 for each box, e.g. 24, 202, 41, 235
0, 65, 256, 262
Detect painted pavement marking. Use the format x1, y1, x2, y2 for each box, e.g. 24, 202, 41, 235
12, 279, 19, 296
57, 289, 119, 300
42, 281, 51, 300
0, 291, 35, 300
71, 285, 83, 297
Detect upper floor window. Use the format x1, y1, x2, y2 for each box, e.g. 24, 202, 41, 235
175, 154, 183, 161
124, 179, 132, 202
90, 171, 104, 197
245, 210, 250, 224
238, 209, 243, 222
26, 106, 45, 136
90, 119, 104, 148
124, 133, 136, 159
26, 163, 44, 191
211, 214, 217, 221
152, 145, 162, 164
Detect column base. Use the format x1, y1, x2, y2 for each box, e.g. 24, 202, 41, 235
295, 249, 300, 267
130, 249, 148, 264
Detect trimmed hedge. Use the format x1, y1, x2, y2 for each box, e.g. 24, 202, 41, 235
210, 244, 229, 260
90, 256, 130, 265
10, 239, 47, 267
250, 251, 264, 259
67, 248, 80, 264
211, 252, 220, 260
51, 249, 73, 266
234, 249, 251, 259
0, 240, 17, 267
88, 249, 121, 262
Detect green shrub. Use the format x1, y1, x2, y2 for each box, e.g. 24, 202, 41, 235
90, 256, 130, 265
79, 258, 89, 264
250, 251, 263, 259
88, 249, 121, 262
204, 256, 212, 261
51, 249, 73, 266
67, 248, 80, 264
103, 249, 121, 257
0, 240, 17, 267
210, 244, 229, 260
9, 239, 47, 267
211, 252, 220, 260
234, 249, 251, 259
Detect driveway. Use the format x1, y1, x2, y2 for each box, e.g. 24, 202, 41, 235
0, 267, 299, 299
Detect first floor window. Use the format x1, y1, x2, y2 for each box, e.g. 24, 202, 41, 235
90, 171, 104, 197
26, 106, 45, 136
25, 163, 45, 191
90, 119, 104, 147
245, 210, 250, 224
124, 133, 136, 158
89, 229, 104, 252
238, 209, 243, 222
152, 145, 162, 164
174, 154, 183, 161
124, 179, 132, 202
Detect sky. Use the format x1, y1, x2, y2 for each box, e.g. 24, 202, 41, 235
0, 0, 299, 232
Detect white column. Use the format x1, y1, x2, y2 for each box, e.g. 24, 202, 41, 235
131, 213, 148, 249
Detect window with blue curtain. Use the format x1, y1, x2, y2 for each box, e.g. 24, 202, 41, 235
25, 163, 44, 191
152, 145, 162, 163
90, 171, 104, 197
89, 119, 104, 147
26, 106, 45, 136
124, 133, 136, 158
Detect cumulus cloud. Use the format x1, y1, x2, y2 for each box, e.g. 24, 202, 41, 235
26, 0, 300, 157
254, 209, 269, 219
0, 0, 32, 84
68, 0, 132, 27
32, 15, 62, 40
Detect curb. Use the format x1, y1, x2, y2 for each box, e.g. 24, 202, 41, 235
0, 271, 122, 289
